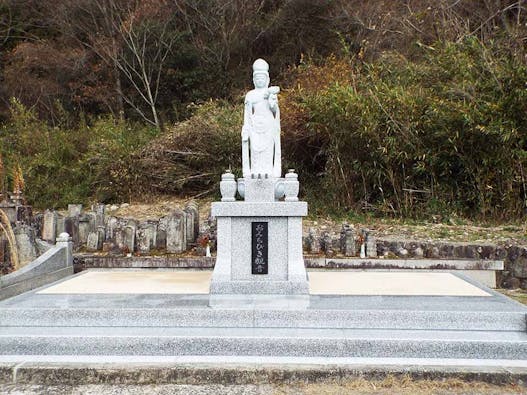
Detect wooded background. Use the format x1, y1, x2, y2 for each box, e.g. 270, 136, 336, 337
0, 0, 526, 220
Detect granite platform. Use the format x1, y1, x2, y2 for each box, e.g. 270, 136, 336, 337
0, 269, 526, 370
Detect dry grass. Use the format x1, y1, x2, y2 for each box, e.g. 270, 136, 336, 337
1, 379, 525, 395
304, 217, 527, 246
109, 196, 212, 221
273, 375, 526, 395
498, 289, 527, 306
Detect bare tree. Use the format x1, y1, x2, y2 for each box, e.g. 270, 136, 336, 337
172, 0, 267, 71
112, 6, 176, 129
0, 0, 49, 50
56, 0, 177, 129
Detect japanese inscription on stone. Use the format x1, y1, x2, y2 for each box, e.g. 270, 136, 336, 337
251, 222, 268, 275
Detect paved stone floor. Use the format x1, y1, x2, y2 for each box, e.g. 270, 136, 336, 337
37, 269, 490, 296
1, 268, 525, 381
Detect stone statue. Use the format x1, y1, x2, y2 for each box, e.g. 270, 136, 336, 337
241, 58, 281, 178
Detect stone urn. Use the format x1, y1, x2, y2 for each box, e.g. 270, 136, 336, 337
284, 169, 299, 201
220, 170, 236, 202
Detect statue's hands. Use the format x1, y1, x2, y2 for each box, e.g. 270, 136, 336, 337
268, 86, 280, 112
268, 94, 278, 111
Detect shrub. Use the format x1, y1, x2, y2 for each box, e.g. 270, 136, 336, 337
0, 99, 90, 208
136, 39, 527, 220
82, 117, 158, 203
289, 38, 527, 219
4, 37, 526, 221
0, 99, 158, 208
138, 100, 241, 197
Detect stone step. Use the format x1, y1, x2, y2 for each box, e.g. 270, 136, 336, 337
1, 326, 526, 360
0, 307, 524, 331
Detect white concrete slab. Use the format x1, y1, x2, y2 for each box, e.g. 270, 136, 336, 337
37, 270, 491, 297
308, 272, 491, 296
458, 270, 496, 288
38, 270, 211, 294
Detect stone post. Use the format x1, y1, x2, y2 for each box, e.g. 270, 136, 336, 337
166, 210, 186, 254
97, 226, 105, 249
78, 214, 94, 246
156, 228, 167, 250
124, 225, 136, 253
106, 217, 119, 241
340, 224, 356, 257
184, 202, 199, 246
93, 203, 105, 228
64, 217, 79, 248
86, 232, 99, 252
365, 231, 377, 258
42, 210, 57, 244
136, 222, 156, 255
189, 201, 199, 243
322, 232, 333, 256
56, 232, 73, 268
307, 228, 320, 254
56, 214, 66, 235
67, 204, 83, 218
14, 224, 38, 266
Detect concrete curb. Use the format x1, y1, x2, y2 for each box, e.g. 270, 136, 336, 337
73, 254, 503, 271
0, 362, 526, 386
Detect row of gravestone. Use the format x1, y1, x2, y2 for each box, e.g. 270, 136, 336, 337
304, 225, 378, 258
39, 202, 199, 254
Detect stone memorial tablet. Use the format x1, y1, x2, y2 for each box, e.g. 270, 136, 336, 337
251, 222, 268, 275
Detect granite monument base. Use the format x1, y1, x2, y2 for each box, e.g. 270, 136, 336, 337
209, 201, 309, 308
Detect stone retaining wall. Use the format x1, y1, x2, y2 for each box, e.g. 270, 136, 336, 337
369, 239, 526, 289
302, 233, 525, 289
74, 255, 215, 272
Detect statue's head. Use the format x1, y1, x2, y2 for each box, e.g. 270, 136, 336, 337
252, 58, 269, 89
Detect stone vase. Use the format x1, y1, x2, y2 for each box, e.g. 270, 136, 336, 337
284, 170, 299, 201
220, 171, 236, 202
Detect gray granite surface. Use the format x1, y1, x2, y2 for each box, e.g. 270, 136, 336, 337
1, 326, 526, 359
0, 238, 73, 301
0, 273, 525, 363
211, 202, 307, 217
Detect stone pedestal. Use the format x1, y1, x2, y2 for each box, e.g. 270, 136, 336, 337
209, 201, 309, 308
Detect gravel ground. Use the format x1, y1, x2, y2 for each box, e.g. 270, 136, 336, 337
0, 384, 271, 395
1, 381, 525, 395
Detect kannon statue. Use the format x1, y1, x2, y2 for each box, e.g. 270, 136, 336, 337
241, 58, 282, 179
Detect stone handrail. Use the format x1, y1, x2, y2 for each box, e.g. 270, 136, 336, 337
0, 232, 73, 301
